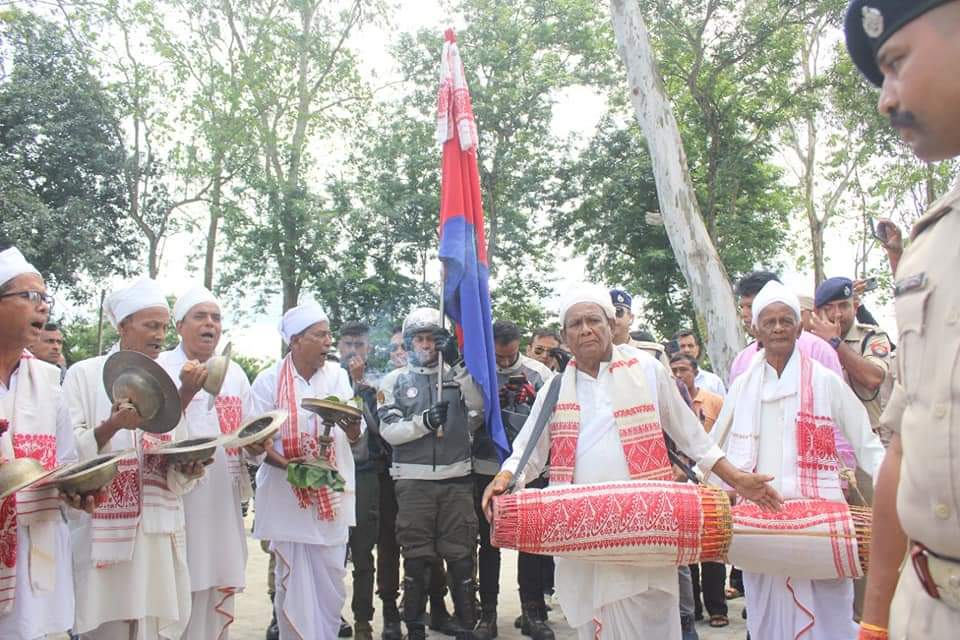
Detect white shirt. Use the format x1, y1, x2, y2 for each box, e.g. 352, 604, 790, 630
0, 362, 77, 640
695, 368, 726, 397
500, 346, 725, 628
251, 359, 364, 546
158, 344, 254, 592
752, 360, 884, 499
504, 346, 725, 485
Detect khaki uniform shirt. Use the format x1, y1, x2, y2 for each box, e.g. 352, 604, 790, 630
884, 181, 960, 637
842, 322, 893, 429
882, 181, 960, 558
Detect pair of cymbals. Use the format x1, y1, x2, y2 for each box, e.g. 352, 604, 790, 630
103, 350, 182, 434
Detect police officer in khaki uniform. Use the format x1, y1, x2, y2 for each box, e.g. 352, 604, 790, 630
609, 289, 672, 368
810, 277, 894, 434
845, 2, 960, 639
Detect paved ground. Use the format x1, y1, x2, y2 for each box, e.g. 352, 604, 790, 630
231, 516, 748, 640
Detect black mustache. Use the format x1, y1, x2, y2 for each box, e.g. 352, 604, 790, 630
889, 110, 917, 128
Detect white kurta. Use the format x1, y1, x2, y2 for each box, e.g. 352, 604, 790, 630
63, 354, 195, 639
718, 353, 885, 640
0, 365, 77, 640
250, 359, 363, 640
158, 345, 255, 640
503, 347, 725, 640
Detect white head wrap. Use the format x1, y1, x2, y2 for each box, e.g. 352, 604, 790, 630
751, 280, 801, 329
279, 301, 329, 344
173, 285, 220, 322
0, 247, 41, 287
105, 278, 169, 328
558, 283, 616, 327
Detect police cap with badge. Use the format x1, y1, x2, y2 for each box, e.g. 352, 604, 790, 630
845, 0, 956, 86
609, 288, 632, 310
814, 277, 854, 309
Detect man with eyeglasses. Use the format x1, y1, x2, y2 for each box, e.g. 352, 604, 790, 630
251, 302, 364, 640
0, 246, 94, 640
525, 328, 563, 372
483, 283, 782, 640
64, 277, 207, 640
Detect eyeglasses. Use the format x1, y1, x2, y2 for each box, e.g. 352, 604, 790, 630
615, 307, 629, 318
0, 290, 54, 310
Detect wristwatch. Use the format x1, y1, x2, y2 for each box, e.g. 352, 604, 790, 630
829, 336, 843, 350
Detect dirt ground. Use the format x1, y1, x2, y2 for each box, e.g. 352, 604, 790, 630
230, 514, 748, 640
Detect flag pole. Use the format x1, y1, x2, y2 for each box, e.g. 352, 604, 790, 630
436, 274, 445, 438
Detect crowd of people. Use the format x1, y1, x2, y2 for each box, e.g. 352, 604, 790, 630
0, 2, 958, 639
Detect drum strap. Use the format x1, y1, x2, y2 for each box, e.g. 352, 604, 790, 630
505, 375, 562, 493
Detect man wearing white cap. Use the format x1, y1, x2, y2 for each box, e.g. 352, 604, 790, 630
710, 280, 885, 640
158, 285, 262, 639
63, 277, 205, 640
0, 247, 90, 640
483, 284, 783, 640
251, 301, 364, 640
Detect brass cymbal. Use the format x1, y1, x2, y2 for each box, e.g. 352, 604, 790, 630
203, 342, 233, 410
301, 397, 361, 423
40, 451, 128, 495
0, 458, 59, 500
102, 350, 182, 434
222, 409, 287, 450
147, 436, 218, 465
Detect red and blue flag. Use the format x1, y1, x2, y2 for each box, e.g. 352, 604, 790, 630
435, 29, 509, 461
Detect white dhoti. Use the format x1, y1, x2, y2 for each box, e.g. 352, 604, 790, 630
72, 525, 192, 639
181, 587, 236, 640
0, 523, 75, 640
79, 618, 161, 640
743, 572, 857, 640
570, 584, 680, 640
273, 542, 346, 640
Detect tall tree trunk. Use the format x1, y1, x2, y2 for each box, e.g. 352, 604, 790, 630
204, 151, 224, 289
147, 237, 159, 279
809, 217, 825, 286
610, 0, 744, 381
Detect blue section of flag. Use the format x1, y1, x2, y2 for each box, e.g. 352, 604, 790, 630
439, 216, 510, 461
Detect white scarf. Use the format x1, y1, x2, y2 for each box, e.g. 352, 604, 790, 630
725, 349, 843, 501
0, 351, 62, 614
91, 348, 180, 565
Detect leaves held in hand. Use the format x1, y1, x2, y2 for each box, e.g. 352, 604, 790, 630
286, 462, 346, 492
323, 395, 364, 411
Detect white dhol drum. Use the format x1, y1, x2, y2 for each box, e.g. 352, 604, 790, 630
728, 499, 871, 580
491, 480, 732, 567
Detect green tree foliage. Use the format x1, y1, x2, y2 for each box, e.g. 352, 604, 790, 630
0, 11, 136, 293
553, 0, 797, 335
215, 0, 379, 312
231, 352, 274, 384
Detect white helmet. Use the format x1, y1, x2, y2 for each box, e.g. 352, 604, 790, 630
402, 307, 443, 337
